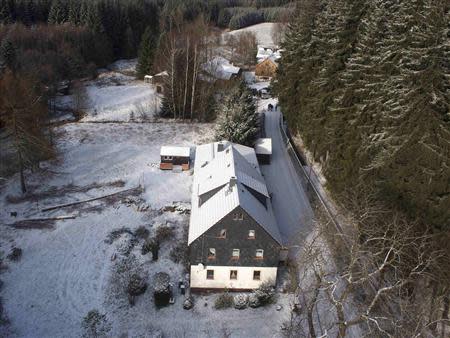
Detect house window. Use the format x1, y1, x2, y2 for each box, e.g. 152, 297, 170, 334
230, 270, 238, 280
255, 249, 264, 259
232, 249, 240, 259
233, 213, 244, 221
248, 230, 255, 239
253, 271, 261, 280
208, 248, 216, 259
207, 270, 214, 280
219, 229, 227, 238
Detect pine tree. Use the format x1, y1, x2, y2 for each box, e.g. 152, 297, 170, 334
0, 37, 16, 70
85, 2, 103, 33
23, 0, 36, 26
136, 26, 157, 78
0, 1, 12, 24
48, 0, 67, 24
68, 0, 81, 25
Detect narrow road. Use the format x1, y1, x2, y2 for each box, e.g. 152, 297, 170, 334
259, 99, 314, 248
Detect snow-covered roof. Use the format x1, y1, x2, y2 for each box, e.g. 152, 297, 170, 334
202, 57, 241, 81
154, 71, 168, 77
257, 45, 282, 62
255, 138, 272, 155
188, 141, 281, 245
160, 146, 190, 157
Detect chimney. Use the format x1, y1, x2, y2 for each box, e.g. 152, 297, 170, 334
229, 176, 237, 188
217, 142, 224, 152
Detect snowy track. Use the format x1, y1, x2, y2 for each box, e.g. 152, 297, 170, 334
259, 99, 314, 247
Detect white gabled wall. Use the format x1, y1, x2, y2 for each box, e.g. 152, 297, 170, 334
190, 265, 277, 290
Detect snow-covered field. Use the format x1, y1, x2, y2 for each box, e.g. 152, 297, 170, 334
223, 23, 277, 46
56, 59, 160, 123
0, 60, 292, 337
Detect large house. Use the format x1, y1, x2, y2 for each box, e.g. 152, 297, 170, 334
255, 57, 278, 80
188, 141, 282, 291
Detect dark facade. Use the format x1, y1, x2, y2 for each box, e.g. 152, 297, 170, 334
160, 155, 189, 166
189, 206, 281, 268
256, 153, 271, 165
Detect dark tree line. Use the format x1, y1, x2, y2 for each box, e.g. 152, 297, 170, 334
0, 0, 160, 60
275, 0, 450, 335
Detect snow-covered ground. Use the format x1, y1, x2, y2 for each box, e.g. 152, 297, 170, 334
0, 62, 293, 337
56, 59, 161, 123
223, 23, 277, 46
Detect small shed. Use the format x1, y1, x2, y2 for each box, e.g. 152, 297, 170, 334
144, 75, 152, 83
254, 138, 272, 165
160, 146, 191, 170
152, 71, 168, 94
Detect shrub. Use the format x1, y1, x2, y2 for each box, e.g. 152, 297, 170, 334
7, 247, 22, 261
248, 293, 260, 308
127, 274, 147, 297
142, 238, 159, 260
154, 272, 171, 307
81, 309, 111, 338
234, 294, 248, 309
127, 273, 147, 305
155, 226, 175, 243
105, 227, 133, 244
169, 242, 188, 266
134, 226, 150, 239
214, 292, 234, 309
253, 281, 276, 306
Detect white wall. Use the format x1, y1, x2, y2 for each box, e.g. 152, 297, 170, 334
190, 265, 277, 290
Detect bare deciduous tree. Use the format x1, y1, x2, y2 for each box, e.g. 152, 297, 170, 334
0, 71, 53, 193
287, 194, 446, 338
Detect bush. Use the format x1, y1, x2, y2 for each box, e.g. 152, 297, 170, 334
127, 274, 147, 297
142, 238, 159, 260
154, 272, 171, 307
127, 273, 147, 305
7, 247, 22, 261
134, 226, 150, 239
81, 309, 111, 338
252, 281, 276, 306
214, 292, 234, 309
248, 293, 261, 308
169, 242, 188, 266
156, 226, 175, 243
234, 294, 248, 309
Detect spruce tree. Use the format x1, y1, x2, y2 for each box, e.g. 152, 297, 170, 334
0, 38, 16, 70
215, 82, 259, 146
48, 0, 67, 24
136, 26, 157, 78
0, 1, 12, 24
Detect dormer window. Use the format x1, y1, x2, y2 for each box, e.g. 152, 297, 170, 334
248, 230, 255, 239
219, 229, 227, 238
233, 213, 244, 221
232, 249, 240, 259
208, 248, 216, 259
255, 249, 264, 259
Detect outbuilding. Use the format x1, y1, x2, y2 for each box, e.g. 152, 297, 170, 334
160, 146, 191, 170
254, 138, 272, 165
